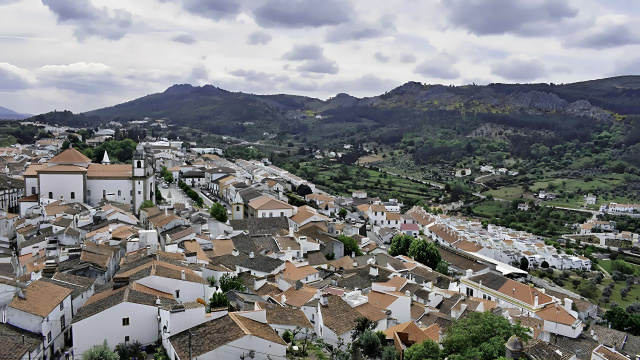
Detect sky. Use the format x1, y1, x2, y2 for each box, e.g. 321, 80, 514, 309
1, 0, 640, 114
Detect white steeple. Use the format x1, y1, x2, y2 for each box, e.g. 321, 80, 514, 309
101, 150, 110, 164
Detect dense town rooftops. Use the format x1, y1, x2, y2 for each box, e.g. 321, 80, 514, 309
9, 279, 72, 318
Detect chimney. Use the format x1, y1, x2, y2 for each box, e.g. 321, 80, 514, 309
465, 269, 473, 278
289, 227, 294, 237
369, 266, 378, 277
232, 248, 239, 257
534, 295, 539, 307
405, 290, 411, 297
281, 294, 287, 304
320, 294, 328, 306
156, 297, 161, 305
351, 252, 355, 258
181, 270, 186, 280
563, 298, 573, 312
250, 252, 254, 259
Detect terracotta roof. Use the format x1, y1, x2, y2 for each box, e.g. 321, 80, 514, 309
422, 323, 440, 342
115, 259, 208, 284
368, 290, 401, 309
36, 164, 87, 173
386, 212, 401, 221
49, 148, 91, 163
22, 164, 46, 176
329, 256, 356, 270
9, 279, 72, 317
321, 295, 385, 335
277, 285, 316, 308
455, 240, 484, 253
377, 276, 408, 291
0, 323, 44, 360
87, 164, 132, 178
371, 204, 386, 212
282, 261, 318, 282
170, 313, 284, 359
468, 272, 552, 306
594, 344, 628, 360
211, 238, 235, 257
536, 304, 579, 326
263, 304, 312, 328
384, 321, 432, 344
248, 195, 293, 211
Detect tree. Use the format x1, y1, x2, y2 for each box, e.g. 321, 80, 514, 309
382, 346, 400, 360
282, 330, 294, 344
436, 260, 450, 276
83, 341, 119, 360
209, 291, 229, 308
139, 200, 154, 210
352, 316, 376, 340
404, 339, 441, 360
408, 239, 442, 270
115, 341, 146, 360
337, 235, 362, 257
540, 261, 549, 269
355, 330, 382, 358
388, 234, 413, 256
604, 306, 631, 331
519, 257, 529, 271
210, 202, 228, 223
621, 287, 630, 299
441, 312, 531, 360
297, 184, 312, 197
219, 274, 246, 293
627, 303, 640, 314
338, 208, 348, 219
612, 260, 635, 275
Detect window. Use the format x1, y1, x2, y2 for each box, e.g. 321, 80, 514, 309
87, 190, 91, 197
122, 318, 130, 326
60, 315, 65, 331
175, 290, 180, 298
47, 332, 51, 343
48, 192, 53, 199
31, 186, 36, 195
70, 192, 75, 199
103, 190, 106, 198
125, 336, 130, 343
60, 302, 64, 310
466, 288, 474, 297
118, 190, 121, 196
280, 212, 284, 217
136, 161, 142, 168
269, 212, 273, 217
236, 206, 240, 212
138, 191, 141, 195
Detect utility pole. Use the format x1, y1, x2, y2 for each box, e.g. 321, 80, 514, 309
188, 331, 192, 360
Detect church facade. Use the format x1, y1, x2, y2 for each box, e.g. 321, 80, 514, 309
22, 148, 155, 214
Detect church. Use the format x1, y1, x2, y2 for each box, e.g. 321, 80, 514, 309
21, 147, 156, 214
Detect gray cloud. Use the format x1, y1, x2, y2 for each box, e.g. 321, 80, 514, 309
41, 0, 133, 40
187, 64, 210, 84
565, 23, 640, 49
282, 44, 324, 60
36, 62, 122, 94
247, 31, 272, 45
0, 0, 19, 5
400, 53, 417, 63
296, 59, 339, 74
0, 63, 33, 91
374, 52, 390, 63
162, 0, 241, 20
253, 0, 352, 28
229, 69, 288, 83
325, 14, 395, 43
321, 74, 399, 94
491, 56, 547, 81
414, 53, 460, 79
172, 33, 196, 44
612, 56, 640, 76
443, 0, 578, 36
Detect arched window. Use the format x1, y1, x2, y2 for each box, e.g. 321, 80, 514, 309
136, 161, 142, 168
48, 192, 53, 199
118, 190, 121, 196
87, 190, 91, 197
70, 192, 75, 199
236, 206, 240, 212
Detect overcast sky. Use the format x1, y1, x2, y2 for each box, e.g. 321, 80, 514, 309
1, 0, 640, 114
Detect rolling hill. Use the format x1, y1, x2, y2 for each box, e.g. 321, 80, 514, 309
0, 106, 31, 120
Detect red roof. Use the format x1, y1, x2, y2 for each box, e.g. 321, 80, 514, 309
401, 223, 420, 231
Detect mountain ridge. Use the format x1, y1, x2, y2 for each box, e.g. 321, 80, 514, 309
0, 106, 31, 120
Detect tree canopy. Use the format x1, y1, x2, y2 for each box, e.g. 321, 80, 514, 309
219, 274, 246, 293
210, 202, 228, 223
388, 234, 413, 257
441, 312, 531, 360
337, 235, 362, 257
404, 339, 441, 360
83, 341, 119, 360
408, 239, 442, 270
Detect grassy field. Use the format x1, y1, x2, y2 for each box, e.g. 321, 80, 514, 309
531, 175, 626, 194
482, 186, 525, 200
472, 200, 508, 217
301, 160, 443, 204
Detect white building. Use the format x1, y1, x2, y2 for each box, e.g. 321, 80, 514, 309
22, 148, 155, 214
5, 280, 73, 358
